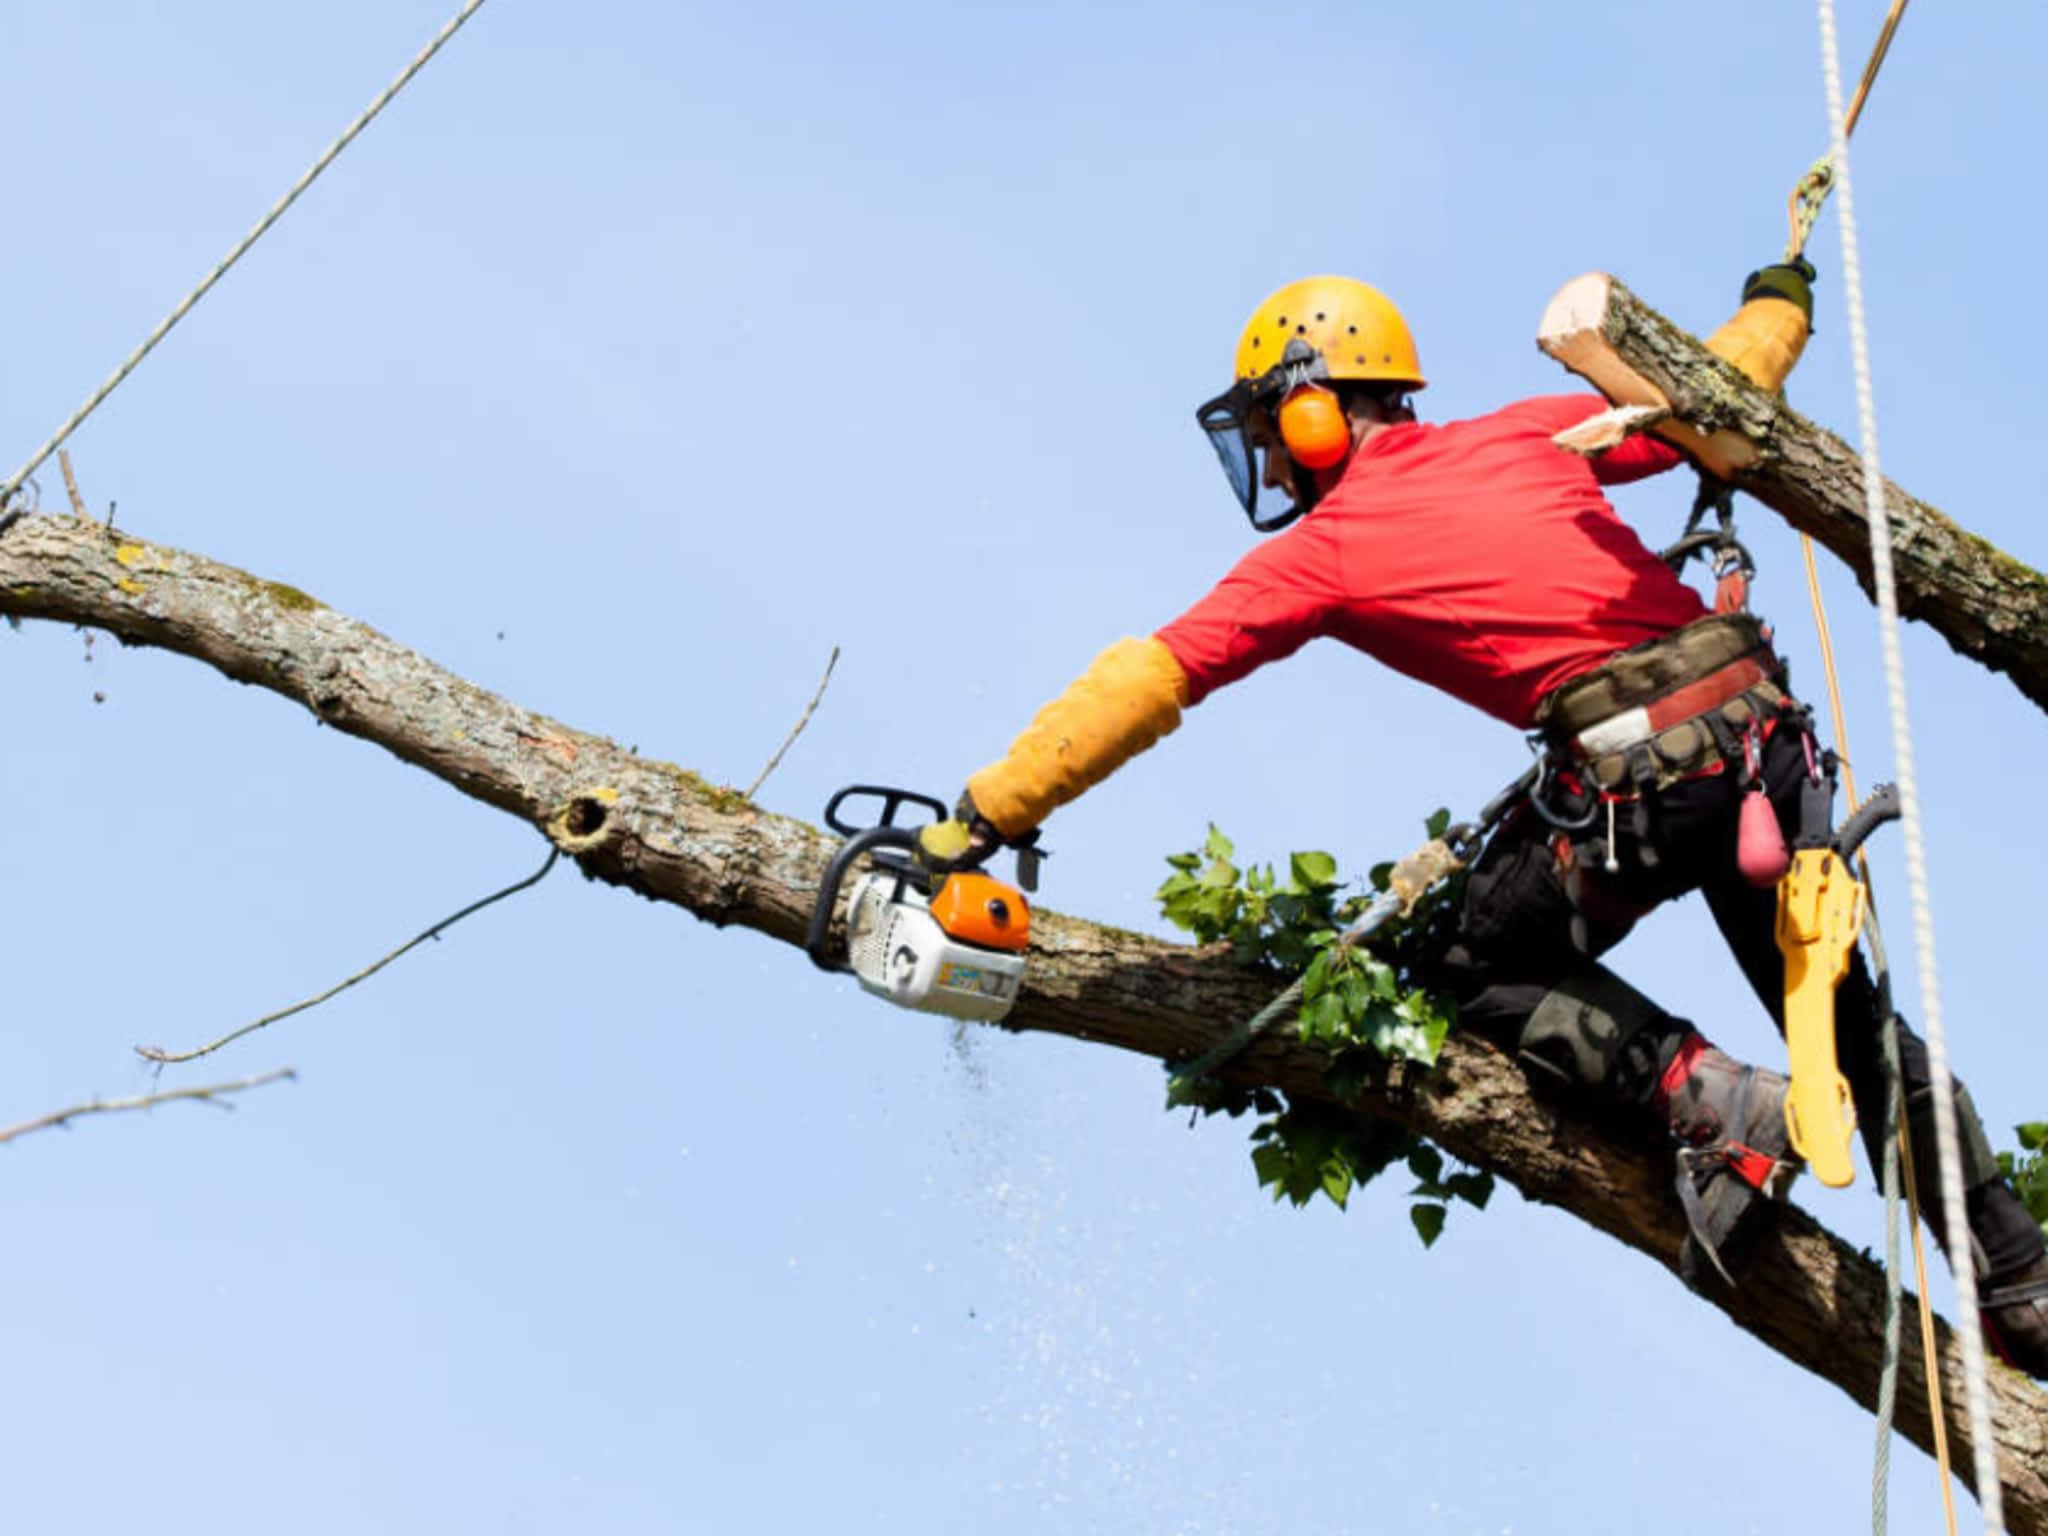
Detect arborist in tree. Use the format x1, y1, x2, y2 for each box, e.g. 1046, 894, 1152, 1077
919, 270, 2048, 1375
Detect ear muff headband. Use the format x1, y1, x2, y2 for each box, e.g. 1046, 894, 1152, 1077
1277, 383, 1351, 470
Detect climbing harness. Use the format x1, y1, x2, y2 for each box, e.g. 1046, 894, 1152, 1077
1662, 476, 1756, 616
1528, 609, 1791, 931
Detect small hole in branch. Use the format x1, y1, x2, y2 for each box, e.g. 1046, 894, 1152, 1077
565, 797, 609, 837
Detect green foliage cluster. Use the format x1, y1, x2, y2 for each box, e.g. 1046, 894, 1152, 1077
1156, 826, 1343, 971
1156, 822, 1491, 1247
1998, 1121, 2048, 1237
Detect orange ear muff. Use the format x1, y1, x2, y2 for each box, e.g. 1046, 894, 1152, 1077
1277, 384, 1352, 470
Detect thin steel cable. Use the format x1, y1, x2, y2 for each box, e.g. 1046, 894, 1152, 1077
0, 0, 494, 509
1875, 1010, 1904, 1533
1815, 2, 2003, 1527
1801, 526, 1956, 1535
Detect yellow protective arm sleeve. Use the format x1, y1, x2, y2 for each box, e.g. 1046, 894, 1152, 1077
1705, 261, 1816, 395
1705, 297, 1810, 394
966, 636, 1189, 839
1712, 276, 1810, 397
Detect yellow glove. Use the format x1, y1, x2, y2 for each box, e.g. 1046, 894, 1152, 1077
917, 818, 975, 862
966, 636, 1189, 839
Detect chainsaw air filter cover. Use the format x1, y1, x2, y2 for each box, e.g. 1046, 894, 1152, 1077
844, 871, 1026, 1022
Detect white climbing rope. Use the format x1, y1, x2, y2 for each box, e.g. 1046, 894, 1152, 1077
1813, 2, 2004, 1528
0, 0, 494, 509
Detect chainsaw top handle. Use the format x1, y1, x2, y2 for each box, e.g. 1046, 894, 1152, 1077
806, 823, 924, 974
823, 785, 949, 838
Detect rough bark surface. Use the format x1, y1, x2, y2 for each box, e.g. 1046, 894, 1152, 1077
5, 513, 2046, 1523
1538, 272, 2048, 717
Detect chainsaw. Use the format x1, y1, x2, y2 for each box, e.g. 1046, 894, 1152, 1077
805, 785, 1037, 1022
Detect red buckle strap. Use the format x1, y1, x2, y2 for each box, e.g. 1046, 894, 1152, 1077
1653, 1032, 1709, 1122
1723, 1143, 1779, 1192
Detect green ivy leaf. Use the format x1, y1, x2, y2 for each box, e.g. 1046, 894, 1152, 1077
1205, 825, 1235, 862
2019, 1122, 2048, 1152
1407, 1143, 1445, 1186
1410, 1202, 1447, 1248
1425, 808, 1452, 840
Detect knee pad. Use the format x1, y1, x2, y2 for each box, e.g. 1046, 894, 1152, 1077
1521, 967, 1681, 1096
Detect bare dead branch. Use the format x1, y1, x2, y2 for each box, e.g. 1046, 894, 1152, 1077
744, 643, 840, 800
137, 847, 560, 1065
0, 1067, 297, 1146
57, 451, 86, 519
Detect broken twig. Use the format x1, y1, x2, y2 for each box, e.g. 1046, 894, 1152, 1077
743, 643, 840, 800
137, 847, 560, 1065
57, 451, 86, 519
0, 1066, 296, 1146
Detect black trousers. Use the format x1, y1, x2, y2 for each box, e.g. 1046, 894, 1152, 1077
1431, 724, 2031, 1266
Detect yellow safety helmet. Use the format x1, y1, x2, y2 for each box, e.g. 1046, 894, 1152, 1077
1197, 276, 1425, 530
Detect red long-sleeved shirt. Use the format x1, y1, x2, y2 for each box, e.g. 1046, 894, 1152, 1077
1153, 394, 1705, 728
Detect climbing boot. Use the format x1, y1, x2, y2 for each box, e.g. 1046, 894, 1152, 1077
1897, 1087, 2048, 1379
1983, 1254, 2048, 1380
1654, 1033, 1801, 1290
1952, 1177, 2048, 1381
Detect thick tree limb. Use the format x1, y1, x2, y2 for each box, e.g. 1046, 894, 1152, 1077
1539, 272, 2048, 717
4, 513, 2045, 1523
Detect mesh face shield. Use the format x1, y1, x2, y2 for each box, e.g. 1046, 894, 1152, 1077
1195, 353, 1327, 533
1196, 378, 1318, 536
1196, 383, 1270, 527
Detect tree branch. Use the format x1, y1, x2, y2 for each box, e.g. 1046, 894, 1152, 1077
136, 848, 560, 1065
1538, 272, 2048, 717
3, 512, 2044, 1523
0, 1067, 297, 1146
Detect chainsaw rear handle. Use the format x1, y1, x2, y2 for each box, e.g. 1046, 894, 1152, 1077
807, 824, 922, 973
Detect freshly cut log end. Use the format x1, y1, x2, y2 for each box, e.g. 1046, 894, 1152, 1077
1538, 271, 1758, 478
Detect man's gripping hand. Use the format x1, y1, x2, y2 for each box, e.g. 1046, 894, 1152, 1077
1740, 258, 1816, 322
915, 792, 1007, 877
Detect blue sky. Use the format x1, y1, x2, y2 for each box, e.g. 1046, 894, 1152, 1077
6, 3, 2047, 1531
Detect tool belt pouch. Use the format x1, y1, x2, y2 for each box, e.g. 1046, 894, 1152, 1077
1534, 614, 1786, 793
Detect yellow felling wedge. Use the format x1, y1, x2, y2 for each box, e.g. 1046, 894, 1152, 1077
1775, 848, 1864, 1188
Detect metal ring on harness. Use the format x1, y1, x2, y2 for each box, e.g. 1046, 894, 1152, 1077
1526, 750, 1600, 832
